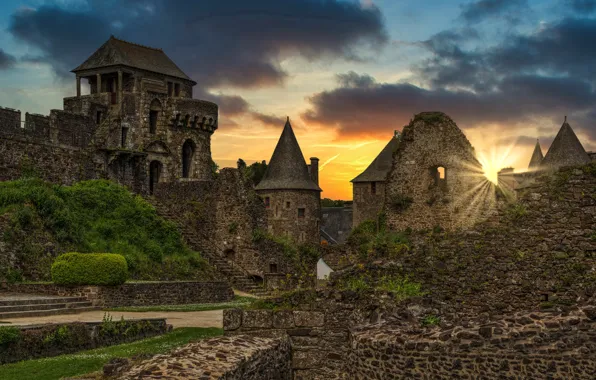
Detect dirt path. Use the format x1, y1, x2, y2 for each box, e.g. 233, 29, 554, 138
2, 309, 223, 328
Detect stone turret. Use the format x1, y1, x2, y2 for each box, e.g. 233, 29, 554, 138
528, 139, 544, 170
256, 117, 321, 244
351, 132, 400, 228
541, 117, 590, 170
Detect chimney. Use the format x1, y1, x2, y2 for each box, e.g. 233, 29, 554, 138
309, 157, 319, 185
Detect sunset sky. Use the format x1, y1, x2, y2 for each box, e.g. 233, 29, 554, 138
1, 0, 595, 199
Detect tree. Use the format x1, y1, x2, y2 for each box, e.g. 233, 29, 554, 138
240, 160, 268, 186
321, 198, 345, 207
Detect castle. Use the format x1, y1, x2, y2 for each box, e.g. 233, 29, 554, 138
0, 36, 321, 292
0, 36, 218, 194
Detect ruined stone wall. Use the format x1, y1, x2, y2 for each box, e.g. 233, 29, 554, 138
352, 181, 385, 228
384, 112, 492, 231
224, 290, 398, 379
321, 206, 353, 243
259, 189, 321, 245
334, 163, 596, 317
119, 335, 292, 379
350, 307, 596, 379
2, 281, 233, 307
24, 113, 50, 138
0, 107, 21, 133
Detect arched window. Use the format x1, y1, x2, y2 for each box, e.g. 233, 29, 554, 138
182, 139, 195, 178
192, 116, 199, 128
430, 166, 447, 187
149, 99, 161, 134
149, 160, 162, 195
184, 114, 190, 128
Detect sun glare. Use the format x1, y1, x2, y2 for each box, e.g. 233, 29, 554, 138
477, 144, 519, 184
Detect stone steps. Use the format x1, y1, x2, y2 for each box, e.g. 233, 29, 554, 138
0, 306, 99, 319
0, 296, 87, 307
152, 201, 270, 297
0, 301, 93, 313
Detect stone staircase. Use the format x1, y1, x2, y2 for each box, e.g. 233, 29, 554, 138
152, 201, 268, 296
0, 295, 99, 319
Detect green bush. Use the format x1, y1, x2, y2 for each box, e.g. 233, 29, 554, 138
0, 179, 209, 281
51, 252, 128, 286
0, 326, 21, 345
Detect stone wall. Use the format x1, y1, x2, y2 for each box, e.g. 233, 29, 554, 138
2, 281, 233, 307
259, 189, 321, 245
321, 206, 352, 243
118, 335, 292, 379
224, 290, 399, 379
0, 318, 169, 364
385, 112, 492, 231
352, 181, 385, 228
350, 307, 596, 379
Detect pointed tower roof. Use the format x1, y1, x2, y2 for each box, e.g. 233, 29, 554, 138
528, 139, 544, 170
351, 132, 400, 183
541, 117, 590, 169
255, 118, 321, 192
72, 36, 194, 83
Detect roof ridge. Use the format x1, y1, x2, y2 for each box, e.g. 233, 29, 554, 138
110, 35, 163, 52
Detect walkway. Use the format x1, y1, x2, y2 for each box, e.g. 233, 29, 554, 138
1, 309, 223, 328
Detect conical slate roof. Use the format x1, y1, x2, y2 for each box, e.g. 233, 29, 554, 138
351, 133, 400, 183
255, 118, 321, 192
541, 118, 590, 169
72, 36, 194, 83
528, 139, 544, 170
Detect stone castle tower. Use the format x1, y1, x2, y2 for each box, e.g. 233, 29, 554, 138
351, 132, 400, 228
540, 117, 591, 170
528, 140, 544, 170
255, 118, 321, 245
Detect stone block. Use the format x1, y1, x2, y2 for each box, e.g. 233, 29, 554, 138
223, 308, 242, 331
294, 311, 325, 327
242, 309, 273, 328
292, 349, 324, 369
273, 310, 295, 329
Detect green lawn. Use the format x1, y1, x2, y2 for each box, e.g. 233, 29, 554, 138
0, 327, 222, 380
104, 295, 255, 312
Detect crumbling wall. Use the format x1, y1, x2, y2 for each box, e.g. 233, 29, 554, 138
119, 335, 292, 379
321, 206, 353, 243
350, 307, 596, 379
385, 112, 492, 231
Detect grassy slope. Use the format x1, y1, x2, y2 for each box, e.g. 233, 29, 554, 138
105, 295, 254, 312
0, 179, 211, 281
0, 327, 222, 380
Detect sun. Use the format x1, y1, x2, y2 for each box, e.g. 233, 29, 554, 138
477, 144, 519, 184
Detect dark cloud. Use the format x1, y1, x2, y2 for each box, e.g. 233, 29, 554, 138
0, 49, 17, 70
302, 72, 596, 141
8, 0, 387, 89
250, 112, 286, 128
459, 0, 529, 24
567, 0, 596, 13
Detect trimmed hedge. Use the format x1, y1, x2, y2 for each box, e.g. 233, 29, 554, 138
51, 253, 128, 286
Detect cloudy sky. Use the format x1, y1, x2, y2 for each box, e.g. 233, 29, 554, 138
1, 0, 595, 199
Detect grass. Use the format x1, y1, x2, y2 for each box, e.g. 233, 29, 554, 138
0, 178, 210, 281
104, 296, 255, 312
0, 327, 222, 380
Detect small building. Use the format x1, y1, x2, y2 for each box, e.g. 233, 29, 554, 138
255, 118, 322, 245
351, 132, 400, 228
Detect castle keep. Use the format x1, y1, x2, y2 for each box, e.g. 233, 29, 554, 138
0, 36, 218, 194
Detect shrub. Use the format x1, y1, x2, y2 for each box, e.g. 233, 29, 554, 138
51, 252, 128, 286
0, 326, 21, 345
421, 315, 441, 327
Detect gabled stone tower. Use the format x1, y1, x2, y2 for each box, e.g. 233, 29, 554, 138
384, 112, 492, 231
255, 118, 321, 245
351, 132, 400, 228
528, 139, 544, 170
541, 117, 591, 170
